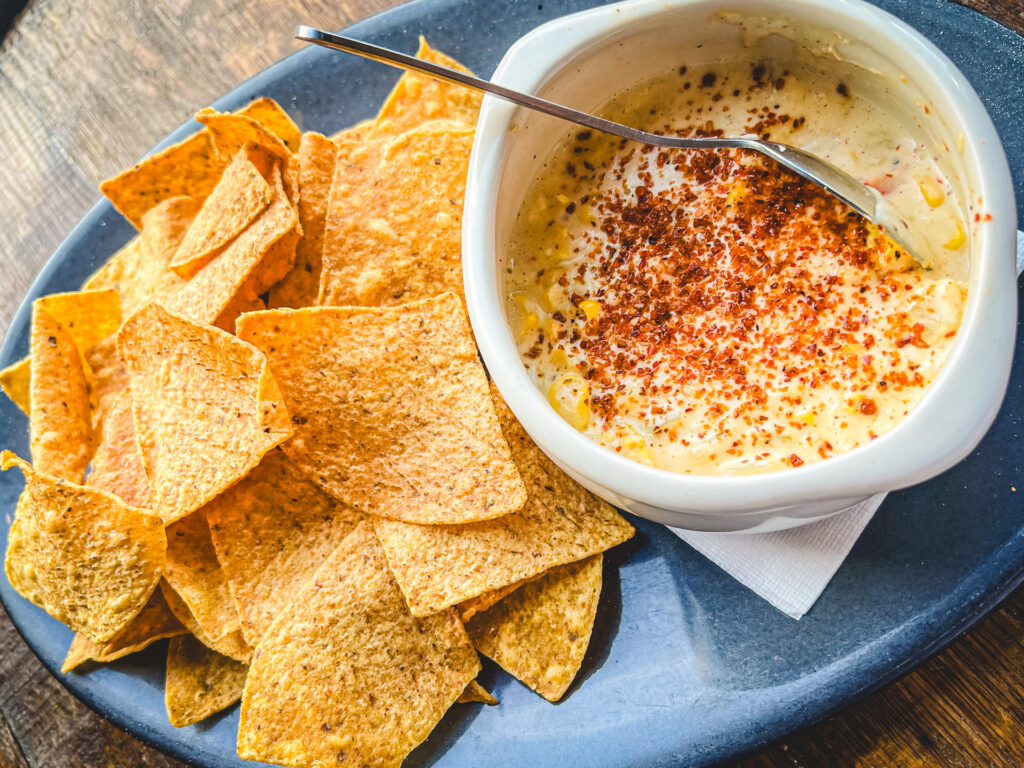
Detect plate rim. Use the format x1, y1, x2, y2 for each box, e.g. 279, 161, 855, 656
0, 0, 1023, 766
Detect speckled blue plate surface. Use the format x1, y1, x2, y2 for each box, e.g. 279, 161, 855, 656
1, 1, 1022, 766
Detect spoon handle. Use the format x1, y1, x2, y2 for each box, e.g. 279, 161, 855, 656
295, 26, 740, 150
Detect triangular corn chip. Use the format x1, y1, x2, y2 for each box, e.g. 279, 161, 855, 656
236, 293, 526, 525
237, 522, 479, 768
206, 450, 364, 646
170, 164, 297, 326
29, 305, 93, 481
374, 384, 633, 615
100, 131, 225, 228
318, 123, 473, 307
165, 633, 248, 727
160, 580, 252, 663
170, 146, 273, 278
163, 510, 242, 644
330, 118, 374, 143
268, 132, 337, 309
86, 390, 151, 508
456, 679, 498, 706
236, 97, 302, 152
466, 555, 603, 702
370, 39, 481, 138
117, 303, 292, 524
2, 452, 165, 642
0, 356, 30, 415
81, 197, 198, 315
62, 589, 185, 673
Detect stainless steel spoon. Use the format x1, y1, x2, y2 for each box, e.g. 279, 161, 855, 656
295, 25, 916, 257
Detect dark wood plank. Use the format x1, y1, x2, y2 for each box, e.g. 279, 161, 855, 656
0, 0, 1021, 767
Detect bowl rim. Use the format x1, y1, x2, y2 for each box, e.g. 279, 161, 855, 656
462, 0, 1018, 518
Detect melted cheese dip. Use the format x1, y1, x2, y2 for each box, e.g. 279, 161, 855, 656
506, 60, 968, 476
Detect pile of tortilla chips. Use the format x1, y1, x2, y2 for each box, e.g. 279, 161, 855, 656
0, 39, 635, 768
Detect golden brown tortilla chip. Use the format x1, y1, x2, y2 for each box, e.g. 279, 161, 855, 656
467, 556, 603, 701
160, 580, 252, 663
2, 451, 165, 643
374, 384, 633, 615
62, 589, 185, 673
165, 633, 249, 727
29, 305, 92, 481
236, 293, 525, 525
236, 96, 302, 152
213, 293, 266, 334
318, 123, 473, 307
268, 132, 337, 309
170, 165, 297, 326
163, 509, 241, 644
205, 450, 364, 646
330, 118, 374, 143
117, 303, 292, 524
100, 131, 226, 228
370, 38, 481, 138
170, 147, 273, 279
456, 679, 498, 706
86, 391, 151, 508
35, 290, 122, 355
237, 522, 479, 768
196, 108, 293, 166
467, 555, 603, 702
1, 356, 31, 415
81, 197, 197, 316
458, 579, 530, 623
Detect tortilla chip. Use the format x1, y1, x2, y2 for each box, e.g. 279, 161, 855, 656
213, 293, 266, 334
196, 108, 293, 166
466, 555, 603, 702
170, 164, 297, 326
456, 679, 498, 706
318, 123, 473, 307
2, 451, 165, 642
1, 356, 31, 415
160, 580, 252, 663
170, 147, 273, 279
330, 118, 374, 143
29, 305, 92, 481
206, 450, 364, 646
83, 334, 128, 433
100, 131, 225, 228
81, 197, 198, 316
236, 293, 525, 525
62, 589, 185, 673
117, 303, 292, 524
370, 38, 481, 138
268, 132, 337, 309
165, 633, 249, 727
458, 579, 529, 623
236, 96, 302, 152
86, 391, 151, 508
374, 384, 633, 615
237, 522, 479, 768
163, 509, 242, 643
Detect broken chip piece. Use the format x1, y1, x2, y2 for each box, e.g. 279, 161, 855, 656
165, 633, 249, 728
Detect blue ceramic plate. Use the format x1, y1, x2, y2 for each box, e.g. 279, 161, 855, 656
1, 1, 1022, 766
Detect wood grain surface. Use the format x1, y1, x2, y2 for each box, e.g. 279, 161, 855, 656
0, 1, 1021, 767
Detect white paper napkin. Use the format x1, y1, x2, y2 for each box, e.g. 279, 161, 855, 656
670, 231, 1024, 619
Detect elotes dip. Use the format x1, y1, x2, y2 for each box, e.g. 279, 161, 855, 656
506, 60, 968, 476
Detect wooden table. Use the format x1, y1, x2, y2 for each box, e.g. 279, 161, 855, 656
0, 1, 1021, 766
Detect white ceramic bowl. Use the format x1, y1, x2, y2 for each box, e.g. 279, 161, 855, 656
462, 0, 1017, 532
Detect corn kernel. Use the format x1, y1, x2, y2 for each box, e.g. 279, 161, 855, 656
796, 410, 816, 425
555, 193, 571, 206
548, 374, 590, 431
725, 182, 748, 207
918, 178, 945, 208
621, 429, 646, 450
519, 312, 539, 340
550, 347, 570, 368
579, 299, 601, 320
627, 448, 655, 467
944, 219, 966, 250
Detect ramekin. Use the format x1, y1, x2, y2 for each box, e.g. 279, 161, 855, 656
462, 0, 1017, 532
